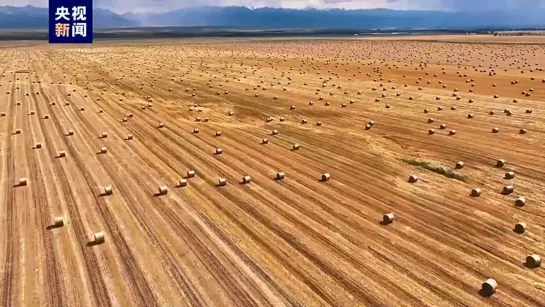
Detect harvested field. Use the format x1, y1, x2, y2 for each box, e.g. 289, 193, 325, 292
1, 38, 545, 306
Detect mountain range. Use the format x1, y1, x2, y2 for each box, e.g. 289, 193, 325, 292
1, 5, 545, 30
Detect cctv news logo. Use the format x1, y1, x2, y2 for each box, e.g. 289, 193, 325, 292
49, 0, 93, 43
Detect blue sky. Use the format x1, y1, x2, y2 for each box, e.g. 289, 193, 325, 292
3, 0, 544, 13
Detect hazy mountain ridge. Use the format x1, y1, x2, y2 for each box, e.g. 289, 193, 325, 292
1, 5, 545, 29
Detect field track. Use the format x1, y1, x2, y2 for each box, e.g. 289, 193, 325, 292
1, 38, 545, 306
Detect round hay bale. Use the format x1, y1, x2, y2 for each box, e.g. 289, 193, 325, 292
193, 128, 200, 134
103, 185, 113, 195
0, 112, 5, 117
187, 170, 196, 178
279, 117, 285, 122
502, 185, 514, 195
428, 129, 436, 135
519, 129, 527, 134
35, 142, 42, 149
290, 106, 295, 110
94, 232, 105, 244
301, 119, 307, 124
408, 175, 419, 183
58, 150, 66, 158
179, 179, 188, 187
449, 130, 457, 136
424, 109, 429, 113
515, 196, 526, 207
428, 118, 435, 123
292, 144, 300, 150
262, 138, 269, 144
100, 147, 107, 154
383, 213, 395, 224
440, 124, 447, 129
492, 128, 499, 133
158, 123, 165, 128
215, 131, 222, 137
321, 173, 331, 181
514, 222, 526, 234
158, 186, 168, 195
218, 178, 227, 186
456, 161, 464, 169
242, 176, 252, 184
504, 172, 515, 179
53, 217, 64, 227
276, 172, 285, 180
215, 148, 223, 155
19, 178, 27, 186
316, 121, 322, 126
101, 132, 108, 138
489, 111, 495, 115
481, 279, 497, 296
272, 130, 279, 135
44, 114, 49, 119
496, 159, 506, 167
98, 109, 104, 113
471, 188, 481, 197
127, 135, 133, 140
526, 255, 542, 268
228, 111, 234, 116
14, 129, 21, 134
526, 109, 533, 114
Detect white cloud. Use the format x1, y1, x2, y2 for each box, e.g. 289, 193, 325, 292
2, 0, 544, 13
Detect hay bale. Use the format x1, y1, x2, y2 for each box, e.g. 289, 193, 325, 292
215, 131, 222, 136
158, 186, 168, 195
428, 118, 435, 123
179, 179, 188, 187
158, 123, 165, 128
94, 232, 105, 244
262, 138, 269, 144
526, 255, 542, 268
515, 196, 526, 207
19, 178, 27, 186
35, 142, 42, 149
276, 172, 285, 180
53, 217, 64, 227
127, 135, 133, 140
215, 148, 223, 155
321, 173, 331, 181
100, 147, 107, 154
504, 172, 515, 179
449, 130, 457, 136
514, 222, 526, 234
242, 176, 252, 184
519, 129, 527, 135
440, 124, 447, 129
496, 159, 506, 167
14, 129, 21, 134
193, 128, 199, 134
187, 170, 196, 178
272, 130, 279, 135
103, 185, 113, 195
58, 150, 66, 158
408, 175, 419, 183
471, 188, 481, 197
100, 132, 108, 138
383, 213, 395, 224
428, 129, 436, 135
481, 279, 497, 296
218, 178, 227, 186
502, 185, 514, 195
292, 144, 300, 150
456, 161, 464, 169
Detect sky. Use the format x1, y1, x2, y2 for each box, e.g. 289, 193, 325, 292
2, 0, 544, 13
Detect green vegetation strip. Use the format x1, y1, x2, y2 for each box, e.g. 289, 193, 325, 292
402, 158, 468, 182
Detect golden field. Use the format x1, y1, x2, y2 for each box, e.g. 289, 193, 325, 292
1, 36, 545, 306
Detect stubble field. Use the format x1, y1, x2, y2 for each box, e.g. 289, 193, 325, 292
1, 37, 545, 307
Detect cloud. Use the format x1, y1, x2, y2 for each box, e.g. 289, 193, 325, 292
2, 0, 544, 13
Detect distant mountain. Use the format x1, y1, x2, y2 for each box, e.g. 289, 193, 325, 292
2, 5, 545, 30
0, 5, 135, 29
